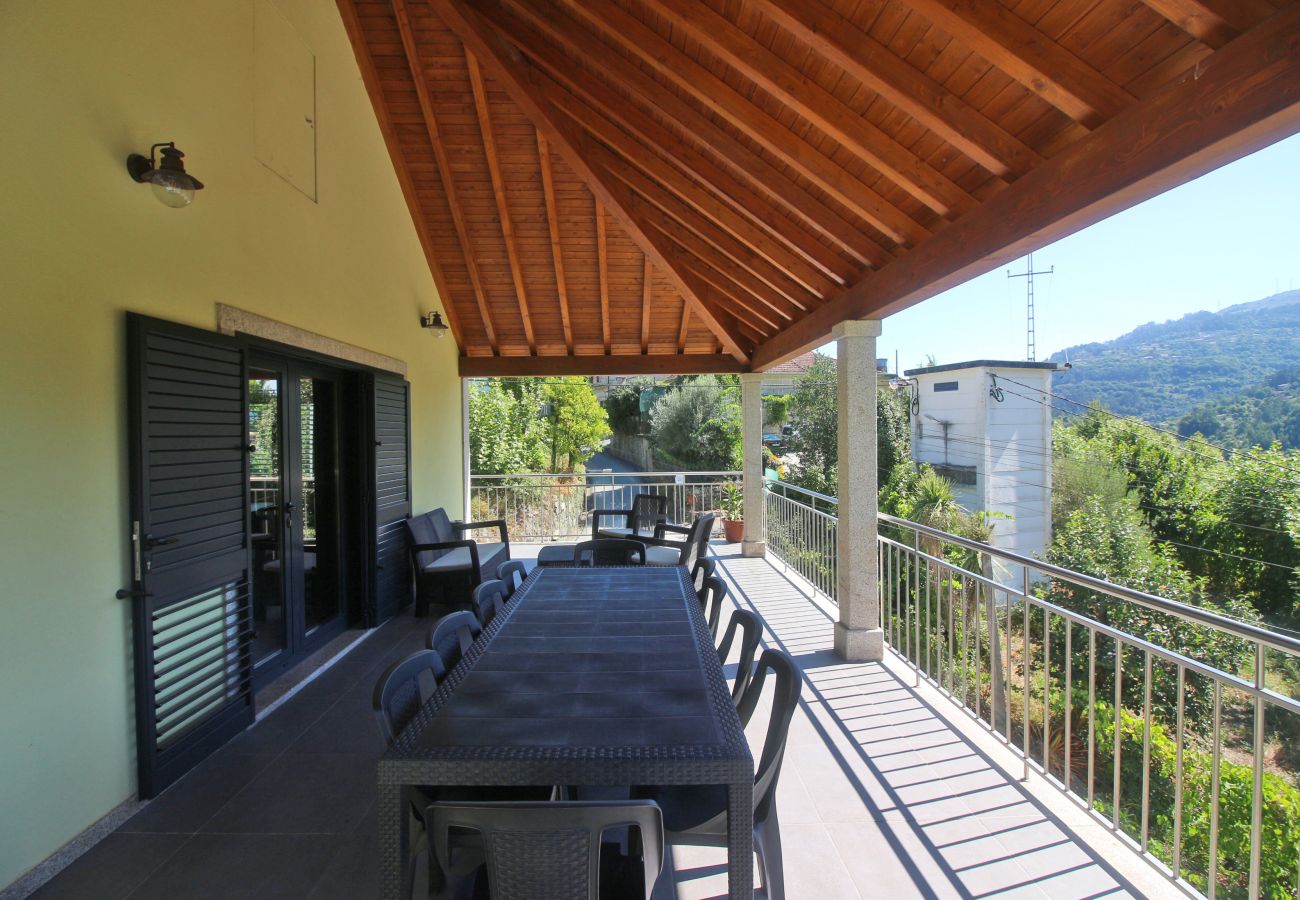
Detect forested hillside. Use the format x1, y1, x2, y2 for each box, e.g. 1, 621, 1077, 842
1048, 290, 1300, 424
1177, 367, 1300, 449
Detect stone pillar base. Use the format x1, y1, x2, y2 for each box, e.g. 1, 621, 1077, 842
834, 624, 884, 662
741, 539, 766, 558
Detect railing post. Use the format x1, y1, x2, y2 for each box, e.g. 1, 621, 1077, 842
740, 372, 766, 557
833, 319, 884, 662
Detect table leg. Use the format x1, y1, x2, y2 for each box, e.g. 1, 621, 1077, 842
727, 780, 754, 899
379, 778, 407, 900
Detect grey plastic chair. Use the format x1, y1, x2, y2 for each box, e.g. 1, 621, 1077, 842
498, 559, 529, 598
641, 513, 715, 569
697, 575, 728, 638
426, 610, 482, 672
636, 649, 801, 900
716, 608, 761, 703
372, 649, 445, 746
429, 800, 664, 900
591, 492, 668, 540
573, 538, 646, 567
471, 579, 507, 627
690, 556, 716, 591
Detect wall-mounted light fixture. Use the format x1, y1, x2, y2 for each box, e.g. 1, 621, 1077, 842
420, 311, 450, 338
127, 142, 204, 208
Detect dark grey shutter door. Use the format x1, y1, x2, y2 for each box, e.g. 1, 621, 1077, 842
124, 314, 254, 798
371, 373, 411, 623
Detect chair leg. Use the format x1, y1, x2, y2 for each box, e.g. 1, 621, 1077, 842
754, 806, 784, 900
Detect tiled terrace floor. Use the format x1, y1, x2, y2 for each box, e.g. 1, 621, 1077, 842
28, 544, 1180, 899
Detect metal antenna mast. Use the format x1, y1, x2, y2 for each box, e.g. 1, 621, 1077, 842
1007, 252, 1053, 361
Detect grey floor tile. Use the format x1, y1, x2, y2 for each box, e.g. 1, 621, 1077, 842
200, 752, 377, 836
121, 753, 278, 834
129, 833, 339, 900
29, 833, 190, 900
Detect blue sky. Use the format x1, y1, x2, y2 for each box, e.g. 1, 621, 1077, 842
819, 131, 1300, 372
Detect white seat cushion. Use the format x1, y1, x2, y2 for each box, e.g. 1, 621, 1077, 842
643, 545, 682, 566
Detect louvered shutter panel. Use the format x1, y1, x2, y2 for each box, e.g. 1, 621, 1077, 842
125, 314, 254, 798
370, 373, 412, 623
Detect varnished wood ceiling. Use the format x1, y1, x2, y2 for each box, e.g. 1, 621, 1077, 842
338, 0, 1300, 375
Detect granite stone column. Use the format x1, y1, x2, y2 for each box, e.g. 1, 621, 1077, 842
740, 372, 767, 557
834, 320, 884, 661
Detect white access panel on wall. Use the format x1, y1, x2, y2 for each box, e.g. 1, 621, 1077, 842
254, 0, 317, 200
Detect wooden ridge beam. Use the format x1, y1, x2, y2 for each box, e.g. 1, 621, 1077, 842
1138, 0, 1275, 48
432, 0, 752, 363
535, 131, 573, 353
334, 0, 468, 349
906, 0, 1135, 127
392, 0, 499, 353
558, 0, 930, 247
466, 49, 536, 354
746, 0, 1041, 179
751, 4, 1300, 370
645, 0, 975, 218
491, 0, 889, 269
460, 353, 747, 377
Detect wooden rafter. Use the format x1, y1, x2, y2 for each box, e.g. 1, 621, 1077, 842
550, 84, 840, 298
1138, 0, 1274, 48
746, 0, 1042, 179
906, 0, 1135, 128
334, 0, 468, 349
644, 0, 976, 218
535, 131, 573, 353
677, 307, 691, 354
751, 4, 1300, 369
595, 200, 610, 354
460, 352, 744, 377
559, 0, 930, 247
492, 0, 891, 269
641, 258, 651, 354
466, 49, 536, 354
432, 0, 752, 363
392, 0, 499, 353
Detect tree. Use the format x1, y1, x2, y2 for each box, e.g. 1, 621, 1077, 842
468, 377, 609, 475
784, 355, 912, 498
648, 376, 741, 470
762, 394, 790, 429
604, 382, 643, 435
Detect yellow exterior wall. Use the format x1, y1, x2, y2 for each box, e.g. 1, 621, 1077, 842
0, 1, 462, 885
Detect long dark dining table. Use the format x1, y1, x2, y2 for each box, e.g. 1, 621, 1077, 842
378, 564, 755, 899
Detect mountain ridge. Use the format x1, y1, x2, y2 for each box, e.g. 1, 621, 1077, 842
1047, 290, 1300, 426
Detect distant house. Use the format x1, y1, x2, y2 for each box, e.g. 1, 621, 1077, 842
762, 351, 893, 396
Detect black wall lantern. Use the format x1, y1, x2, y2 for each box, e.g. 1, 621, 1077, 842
420, 311, 450, 338
127, 142, 204, 208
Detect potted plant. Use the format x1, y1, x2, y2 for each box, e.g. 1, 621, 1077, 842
721, 481, 745, 543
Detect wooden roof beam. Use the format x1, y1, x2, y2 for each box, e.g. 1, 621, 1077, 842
645, 0, 976, 218
677, 307, 691, 354
535, 131, 573, 353
460, 353, 746, 377
466, 49, 536, 354
595, 200, 611, 354
746, 0, 1042, 179
553, 0, 930, 247
392, 0, 499, 353
751, 4, 1300, 370
906, 0, 1135, 127
1138, 0, 1276, 49
489, 0, 889, 269
548, 84, 842, 297
335, 0, 469, 350
641, 258, 651, 354
433, 0, 751, 364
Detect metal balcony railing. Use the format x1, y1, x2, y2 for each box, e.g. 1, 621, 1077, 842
760, 477, 1300, 900
469, 471, 739, 542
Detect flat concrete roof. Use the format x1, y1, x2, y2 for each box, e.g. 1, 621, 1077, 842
904, 359, 1058, 377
